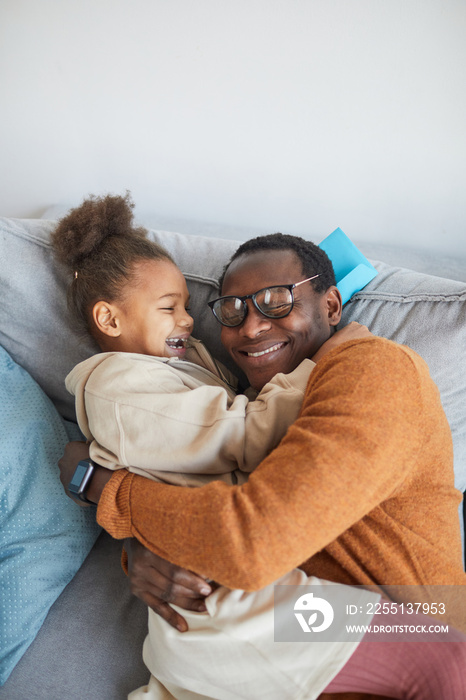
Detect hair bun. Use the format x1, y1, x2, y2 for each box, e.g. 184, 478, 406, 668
51, 191, 146, 269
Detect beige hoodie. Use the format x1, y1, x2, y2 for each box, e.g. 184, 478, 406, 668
66, 338, 314, 486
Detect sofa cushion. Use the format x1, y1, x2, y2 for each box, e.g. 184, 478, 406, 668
0, 216, 465, 492
0, 346, 101, 685
0, 532, 149, 699
0, 218, 100, 421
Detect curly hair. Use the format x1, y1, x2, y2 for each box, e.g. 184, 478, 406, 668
218, 232, 336, 293
51, 192, 173, 337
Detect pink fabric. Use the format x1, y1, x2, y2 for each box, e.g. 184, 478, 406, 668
323, 608, 466, 699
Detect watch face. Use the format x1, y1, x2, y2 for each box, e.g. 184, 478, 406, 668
69, 463, 90, 490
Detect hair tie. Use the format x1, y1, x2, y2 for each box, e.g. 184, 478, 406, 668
74, 271, 78, 279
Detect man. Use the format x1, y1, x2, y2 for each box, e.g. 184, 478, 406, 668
60, 233, 466, 699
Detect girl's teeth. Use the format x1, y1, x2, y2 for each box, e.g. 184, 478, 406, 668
247, 343, 283, 358
166, 338, 186, 348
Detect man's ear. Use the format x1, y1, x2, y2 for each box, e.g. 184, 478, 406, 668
325, 286, 343, 327
92, 301, 122, 338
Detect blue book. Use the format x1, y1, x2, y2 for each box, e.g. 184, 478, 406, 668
318, 228, 378, 305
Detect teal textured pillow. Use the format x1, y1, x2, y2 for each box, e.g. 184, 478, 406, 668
0, 346, 101, 685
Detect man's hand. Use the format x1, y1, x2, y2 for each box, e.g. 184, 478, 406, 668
125, 538, 213, 632
312, 321, 372, 363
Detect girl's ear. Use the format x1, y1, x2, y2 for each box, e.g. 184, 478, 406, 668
325, 286, 343, 327
92, 301, 121, 337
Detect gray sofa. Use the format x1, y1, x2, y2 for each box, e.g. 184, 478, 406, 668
0, 214, 465, 699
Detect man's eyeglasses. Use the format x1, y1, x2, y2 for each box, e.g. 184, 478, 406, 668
208, 275, 320, 328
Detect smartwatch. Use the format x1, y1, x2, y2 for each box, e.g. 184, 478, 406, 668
68, 459, 96, 504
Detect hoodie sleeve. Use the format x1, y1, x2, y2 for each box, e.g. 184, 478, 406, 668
67, 354, 313, 479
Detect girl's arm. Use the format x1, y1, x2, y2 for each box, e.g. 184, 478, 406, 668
72, 353, 311, 478
74, 325, 373, 479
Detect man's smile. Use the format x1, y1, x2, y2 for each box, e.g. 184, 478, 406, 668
239, 341, 287, 358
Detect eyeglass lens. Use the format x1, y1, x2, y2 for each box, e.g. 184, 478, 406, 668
214, 286, 294, 326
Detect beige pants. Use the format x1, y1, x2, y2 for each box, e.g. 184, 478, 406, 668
129, 674, 239, 700
128, 675, 176, 699
128, 569, 379, 700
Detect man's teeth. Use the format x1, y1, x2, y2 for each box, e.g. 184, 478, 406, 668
246, 343, 283, 358
166, 338, 186, 348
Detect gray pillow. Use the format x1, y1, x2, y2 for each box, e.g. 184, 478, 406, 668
0, 216, 465, 493
0, 218, 99, 421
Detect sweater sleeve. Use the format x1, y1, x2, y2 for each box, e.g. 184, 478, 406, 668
97, 339, 426, 589
80, 355, 313, 478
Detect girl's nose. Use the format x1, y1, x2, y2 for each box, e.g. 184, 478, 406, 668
181, 309, 194, 330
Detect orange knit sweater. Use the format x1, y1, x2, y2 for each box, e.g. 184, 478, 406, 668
98, 337, 464, 588
98, 337, 466, 700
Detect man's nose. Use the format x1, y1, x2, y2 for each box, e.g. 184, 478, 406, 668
239, 301, 272, 337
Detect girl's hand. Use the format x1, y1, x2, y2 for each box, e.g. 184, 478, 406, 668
312, 322, 372, 362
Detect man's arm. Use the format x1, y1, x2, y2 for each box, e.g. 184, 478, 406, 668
97, 338, 425, 591
58, 443, 213, 629
58, 441, 113, 505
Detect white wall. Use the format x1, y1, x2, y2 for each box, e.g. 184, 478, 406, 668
1, 0, 465, 255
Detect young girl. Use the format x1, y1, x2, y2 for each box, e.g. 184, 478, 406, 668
53, 193, 466, 700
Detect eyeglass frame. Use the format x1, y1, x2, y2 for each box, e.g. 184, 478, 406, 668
208, 274, 321, 327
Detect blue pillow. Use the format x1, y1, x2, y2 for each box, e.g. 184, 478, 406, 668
0, 346, 101, 685
318, 228, 378, 304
